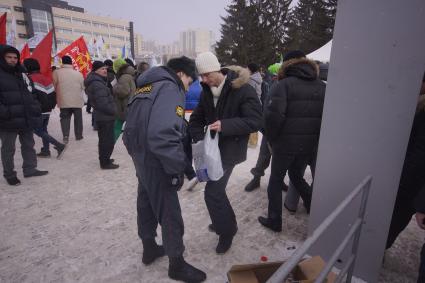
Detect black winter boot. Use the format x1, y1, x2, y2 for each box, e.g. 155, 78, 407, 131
216, 235, 235, 254
169, 256, 206, 282
245, 176, 261, 192
142, 238, 165, 265
258, 216, 282, 232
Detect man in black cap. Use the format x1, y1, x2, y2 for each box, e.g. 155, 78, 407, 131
84, 61, 118, 169
123, 56, 206, 282
0, 45, 48, 186
258, 50, 326, 232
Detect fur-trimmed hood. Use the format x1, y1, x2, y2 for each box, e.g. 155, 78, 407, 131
278, 58, 319, 81
222, 65, 251, 89
116, 64, 135, 79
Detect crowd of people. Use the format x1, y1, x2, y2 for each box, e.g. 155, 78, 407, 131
0, 43, 424, 282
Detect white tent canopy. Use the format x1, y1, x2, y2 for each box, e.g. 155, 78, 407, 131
307, 40, 333, 62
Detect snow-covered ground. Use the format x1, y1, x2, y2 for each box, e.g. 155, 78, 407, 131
0, 109, 422, 282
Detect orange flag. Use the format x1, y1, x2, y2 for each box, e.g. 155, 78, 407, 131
20, 43, 30, 63
57, 36, 92, 78
0, 13, 6, 45
30, 30, 53, 83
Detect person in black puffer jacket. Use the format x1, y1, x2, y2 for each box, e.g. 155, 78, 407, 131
0, 45, 48, 186
23, 58, 66, 159
415, 183, 425, 283
258, 50, 326, 232
84, 61, 118, 170
386, 73, 425, 251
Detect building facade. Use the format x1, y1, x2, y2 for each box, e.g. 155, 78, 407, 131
179, 29, 215, 58
0, 0, 135, 59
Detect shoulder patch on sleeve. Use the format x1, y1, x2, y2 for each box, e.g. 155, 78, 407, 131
176, 106, 184, 118
136, 84, 153, 95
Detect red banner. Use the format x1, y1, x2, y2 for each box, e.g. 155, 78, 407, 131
20, 43, 30, 63
0, 13, 6, 45
57, 36, 92, 78
30, 30, 53, 84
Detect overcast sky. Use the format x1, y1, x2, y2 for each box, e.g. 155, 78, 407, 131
68, 0, 233, 44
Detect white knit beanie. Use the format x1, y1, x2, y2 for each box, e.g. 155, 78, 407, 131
195, 52, 221, 74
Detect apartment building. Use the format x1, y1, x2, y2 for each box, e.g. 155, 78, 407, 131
0, 0, 29, 48
0, 0, 135, 58
179, 29, 215, 58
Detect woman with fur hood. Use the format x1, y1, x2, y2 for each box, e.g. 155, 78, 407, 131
258, 50, 326, 232
189, 52, 262, 254
112, 58, 136, 142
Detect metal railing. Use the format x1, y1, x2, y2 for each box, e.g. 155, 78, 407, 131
267, 175, 373, 283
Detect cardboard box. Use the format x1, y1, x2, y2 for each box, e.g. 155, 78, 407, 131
227, 256, 336, 283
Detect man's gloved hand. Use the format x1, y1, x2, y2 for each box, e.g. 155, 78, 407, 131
170, 174, 184, 190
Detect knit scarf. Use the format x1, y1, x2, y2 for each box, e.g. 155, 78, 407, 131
210, 76, 226, 107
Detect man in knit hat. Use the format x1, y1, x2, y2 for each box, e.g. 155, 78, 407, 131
189, 52, 262, 254
123, 56, 206, 282
53, 55, 85, 143
0, 45, 48, 186
84, 61, 118, 170
23, 58, 66, 159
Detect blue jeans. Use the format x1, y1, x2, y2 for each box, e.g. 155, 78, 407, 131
33, 114, 62, 154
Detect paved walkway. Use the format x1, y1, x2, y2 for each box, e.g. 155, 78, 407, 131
0, 109, 422, 282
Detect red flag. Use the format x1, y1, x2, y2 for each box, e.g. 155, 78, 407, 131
0, 13, 6, 45
57, 36, 92, 78
31, 30, 53, 83
20, 43, 30, 63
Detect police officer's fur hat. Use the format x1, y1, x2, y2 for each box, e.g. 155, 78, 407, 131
167, 56, 197, 81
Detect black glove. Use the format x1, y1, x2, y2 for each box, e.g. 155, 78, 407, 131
171, 174, 184, 190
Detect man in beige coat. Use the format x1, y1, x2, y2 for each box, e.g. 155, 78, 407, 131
53, 55, 85, 143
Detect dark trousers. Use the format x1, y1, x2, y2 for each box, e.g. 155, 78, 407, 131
33, 114, 62, 153
205, 164, 237, 236
183, 130, 196, 180
386, 146, 425, 249
96, 120, 115, 166
267, 154, 312, 220
137, 166, 185, 257
419, 243, 425, 283
86, 99, 92, 113
60, 108, 83, 139
0, 130, 37, 179
251, 135, 271, 177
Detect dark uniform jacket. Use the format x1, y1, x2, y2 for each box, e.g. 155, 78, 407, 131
0, 46, 42, 131
189, 66, 262, 166
123, 66, 186, 176
264, 58, 326, 155
84, 72, 116, 122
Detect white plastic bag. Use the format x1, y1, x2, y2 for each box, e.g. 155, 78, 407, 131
192, 127, 224, 182
192, 139, 209, 182
203, 127, 223, 181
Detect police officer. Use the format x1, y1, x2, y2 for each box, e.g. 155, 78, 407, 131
123, 57, 206, 283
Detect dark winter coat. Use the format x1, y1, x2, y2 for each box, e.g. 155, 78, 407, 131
264, 58, 326, 155
189, 66, 262, 166
29, 72, 56, 113
0, 45, 42, 131
398, 95, 425, 202
123, 66, 186, 175
84, 72, 116, 122
113, 64, 136, 121
106, 67, 116, 88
